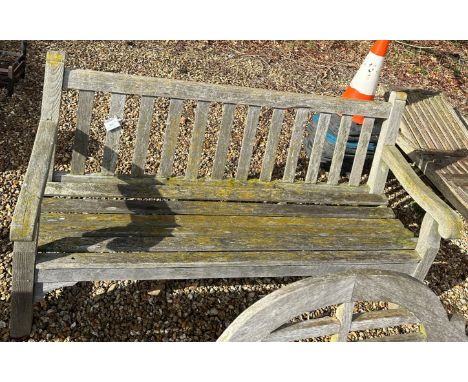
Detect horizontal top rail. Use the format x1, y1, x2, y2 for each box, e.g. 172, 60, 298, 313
63, 69, 392, 118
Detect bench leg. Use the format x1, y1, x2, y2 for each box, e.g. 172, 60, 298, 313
10, 239, 37, 338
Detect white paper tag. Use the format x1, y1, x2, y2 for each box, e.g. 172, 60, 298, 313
104, 117, 121, 131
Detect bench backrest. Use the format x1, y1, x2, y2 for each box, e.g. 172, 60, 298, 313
48, 52, 406, 191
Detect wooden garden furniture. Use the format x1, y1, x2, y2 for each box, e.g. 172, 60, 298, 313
9, 51, 463, 339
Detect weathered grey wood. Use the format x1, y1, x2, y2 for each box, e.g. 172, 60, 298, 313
70, 90, 95, 175
211, 103, 236, 179
10, 236, 38, 338
283, 108, 309, 182
219, 270, 465, 342
185, 101, 211, 180
305, 113, 332, 183
40, 52, 65, 181
45, 177, 388, 206
101, 93, 126, 175
39, 213, 414, 241
10, 121, 58, 242
63, 69, 392, 118
131, 96, 155, 176
368, 91, 407, 193
331, 302, 353, 341
36, 262, 416, 284
348, 117, 375, 186
351, 270, 466, 341
36, 250, 418, 271
38, 230, 416, 253
413, 214, 441, 280
259, 109, 285, 181
34, 281, 77, 301
381, 145, 462, 239
350, 307, 418, 331
41, 198, 395, 219
157, 98, 184, 177
236, 106, 261, 181
265, 317, 340, 341
328, 115, 353, 185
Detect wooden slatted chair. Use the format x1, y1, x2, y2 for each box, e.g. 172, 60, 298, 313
9, 52, 463, 338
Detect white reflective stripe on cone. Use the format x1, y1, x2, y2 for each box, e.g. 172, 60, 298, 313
349, 52, 385, 96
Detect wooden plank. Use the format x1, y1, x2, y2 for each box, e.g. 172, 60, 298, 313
413, 214, 441, 280
211, 103, 236, 179
368, 91, 407, 194
39, 214, 413, 240
157, 98, 184, 177
131, 96, 155, 177
236, 106, 261, 181
265, 317, 340, 341
10, 121, 58, 242
41, 51, 66, 182
305, 113, 332, 183
331, 302, 354, 341
348, 117, 375, 186
381, 145, 462, 239
45, 179, 388, 206
36, 250, 419, 271
350, 308, 418, 331
36, 262, 416, 284
41, 198, 396, 219
63, 69, 392, 118
283, 108, 309, 182
10, 238, 38, 338
70, 90, 95, 175
259, 109, 285, 181
185, 101, 211, 180
38, 231, 416, 253
100, 93, 126, 175
328, 115, 353, 185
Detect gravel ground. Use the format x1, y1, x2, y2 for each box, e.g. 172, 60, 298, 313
0, 41, 467, 341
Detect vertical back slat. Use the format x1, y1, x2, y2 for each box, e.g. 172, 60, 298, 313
131, 96, 155, 177
185, 101, 211, 180
101, 93, 126, 175
211, 103, 236, 179
259, 108, 285, 181
70, 90, 95, 175
283, 108, 309, 182
236, 106, 261, 181
327, 115, 353, 185
348, 117, 375, 186
157, 98, 184, 178
305, 113, 332, 183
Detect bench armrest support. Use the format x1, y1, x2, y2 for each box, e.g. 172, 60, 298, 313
10, 120, 59, 242
382, 145, 463, 239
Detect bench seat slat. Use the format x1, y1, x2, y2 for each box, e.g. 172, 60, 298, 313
41, 198, 395, 218
101, 93, 126, 175
45, 178, 388, 206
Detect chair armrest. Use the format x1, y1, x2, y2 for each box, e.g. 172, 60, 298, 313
10, 120, 58, 242
381, 145, 463, 239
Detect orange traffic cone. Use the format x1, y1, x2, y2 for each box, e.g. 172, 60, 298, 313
342, 40, 390, 124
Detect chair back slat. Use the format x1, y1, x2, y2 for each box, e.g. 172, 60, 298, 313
236, 106, 261, 181
131, 96, 155, 177
70, 90, 94, 175
101, 93, 126, 175
259, 108, 285, 182
283, 108, 310, 182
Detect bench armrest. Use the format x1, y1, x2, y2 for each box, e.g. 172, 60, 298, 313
382, 145, 463, 239
10, 120, 58, 242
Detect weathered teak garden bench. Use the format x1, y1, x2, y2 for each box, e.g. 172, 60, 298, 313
10, 52, 464, 339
